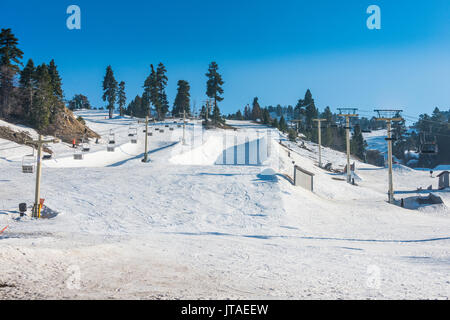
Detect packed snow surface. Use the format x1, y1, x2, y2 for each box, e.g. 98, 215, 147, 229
0, 110, 449, 299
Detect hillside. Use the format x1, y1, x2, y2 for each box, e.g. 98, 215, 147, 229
0, 110, 449, 299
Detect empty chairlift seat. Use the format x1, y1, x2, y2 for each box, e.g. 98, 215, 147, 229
128, 127, 138, 137
22, 155, 35, 174
107, 133, 116, 152
82, 139, 90, 152
73, 149, 83, 160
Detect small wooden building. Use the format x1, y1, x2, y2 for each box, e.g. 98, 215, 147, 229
437, 171, 449, 190
294, 165, 315, 192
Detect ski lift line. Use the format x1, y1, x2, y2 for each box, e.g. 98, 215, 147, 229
403, 114, 450, 126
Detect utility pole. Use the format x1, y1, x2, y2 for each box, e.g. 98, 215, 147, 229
375, 109, 403, 204
313, 118, 326, 168
26, 135, 60, 218
291, 119, 302, 133
138, 116, 151, 163
203, 98, 214, 125
338, 108, 359, 184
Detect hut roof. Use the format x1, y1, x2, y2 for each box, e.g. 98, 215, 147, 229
436, 171, 449, 177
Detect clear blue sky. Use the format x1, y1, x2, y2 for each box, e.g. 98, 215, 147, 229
2, 0, 449, 118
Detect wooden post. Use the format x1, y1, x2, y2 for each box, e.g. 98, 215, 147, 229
28, 135, 60, 218
374, 109, 403, 204
139, 116, 150, 163
338, 110, 358, 184
313, 119, 326, 168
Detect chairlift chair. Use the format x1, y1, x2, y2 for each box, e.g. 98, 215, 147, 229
128, 127, 138, 137
108, 133, 116, 145
82, 138, 91, 152
419, 133, 438, 155
22, 154, 35, 174
107, 133, 116, 152
73, 148, 84, 160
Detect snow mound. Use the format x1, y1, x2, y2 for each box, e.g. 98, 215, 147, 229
260, 167, 276, 176
393, 164, 415, 173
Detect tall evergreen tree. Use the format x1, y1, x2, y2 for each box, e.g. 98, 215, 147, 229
48, 59, 63, 101
118, 81, 126, 116
251, 97, 262, 121
142, 65, 156, 117
206, 62, 224, 124
244, 104, 251, 120
156, 63, 169, 120
0, 28, 23, 116
351, 124, 367, 160
261, 108, 271, 125
47, 60, 64, 123
31, 64, 52, 130
19, 59, 35, 118
172, 80, 191, 116
279, 116, 288, 133
102, 65, 118, 119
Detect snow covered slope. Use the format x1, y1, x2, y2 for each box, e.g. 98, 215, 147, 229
0, 110, 449, 299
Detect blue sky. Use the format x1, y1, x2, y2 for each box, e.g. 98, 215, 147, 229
1, 0, 450, 118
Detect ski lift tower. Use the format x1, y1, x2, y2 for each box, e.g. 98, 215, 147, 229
138, 116, 152, 163
291, 119, 302, 133
26, 135, 60, 218
313, 118, 327, 168
337, 108, 359, 184
374, 109, 404, 204
203, 98, 214, 124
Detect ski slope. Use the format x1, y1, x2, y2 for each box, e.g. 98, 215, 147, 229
0, 110, 449, 299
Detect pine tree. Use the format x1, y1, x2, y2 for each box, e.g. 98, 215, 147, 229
118, 81, 126, 116
19, 59, 36, 118
201, 105, 207, 121
68, 94, 91, 110
48, 59, 63, 101
0, 28, 23, 117
156, 63, 169, 120
279, 116, 288, 133
351, 124, 367, 160
31, 64, 52, 130
47, 60, 64, 123
102, 66, 118, 119
172, 80, 190, 116
261, 108, 271, 125
244, 105, 250, 120
206, 62, 224, 125
251, 97, 262, 121
142, 65, 156, 117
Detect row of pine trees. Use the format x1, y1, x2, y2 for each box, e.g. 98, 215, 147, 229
228, 89, 368, 160
102, 61, 225, 124
0, 28, 66, 130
